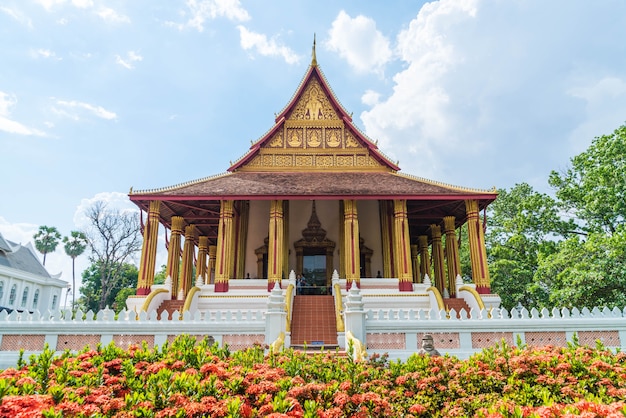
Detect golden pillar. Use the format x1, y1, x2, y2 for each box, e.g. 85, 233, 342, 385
465, 199, 491, 294
197, 236, 209, 285
444, 216, 461, 297
379, 200, 393, 278
343, 200, 361, 288
418, 235, 431, 281
234, 201, 249, 280
430, 224, 446, 294
393, 200, 413, 291
208, 245, 217, 284
338, 201, 345, 279
411, 244, 420, 283
215, 200, 235, 292
282, 201, 290, 283
180, 225, 196, 298
267, 200, 284, 290
137, 201, 160, 295
166, 216, 184, 299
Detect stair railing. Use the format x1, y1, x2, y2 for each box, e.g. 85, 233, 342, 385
333, 282, 345, 332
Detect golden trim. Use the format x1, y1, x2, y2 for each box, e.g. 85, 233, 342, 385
285, 283, 294, 332
131, 172, 232, 195
269, 332, 285, 353
334, 283, 345, 332
345, 331, 367, 361
427, 286, 445, 310
182, 286, 201, 314
139, 288, 169, 312
395, 172, 497, 194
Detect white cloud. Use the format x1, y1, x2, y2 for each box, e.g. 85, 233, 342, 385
361, 90, 381, 107
115, 51, 143, 70
73, 192, 138, 229
326, 10, 392, 75
170, 0, 250, 31
0, 92, 46, 136
97, 7, 130, 24
31, 49, 61, 60
361, 0, 626, 189
35, 0, 93, 11
1, 6, 33, 28
237, 26, 301, 65
566, 76, 626, 152
53, 99, 117, 120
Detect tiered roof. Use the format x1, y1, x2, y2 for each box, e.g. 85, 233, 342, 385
129, 43, 497, 242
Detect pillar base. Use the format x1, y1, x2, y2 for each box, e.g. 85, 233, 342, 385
136, 287, 151, 296
476, 285, 490, 294
346, 280, 360, 290
267, 280, 281, 291
398, 280, 413, 291
215, 281, 229, 292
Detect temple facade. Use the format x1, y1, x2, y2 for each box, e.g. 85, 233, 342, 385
127, 44, 499, 343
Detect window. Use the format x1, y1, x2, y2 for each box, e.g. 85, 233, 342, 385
9, 284, 17, 306
21, 287, 29, 308
33, 289, 40, 309
0, 281, 4, 302
51, 294, 58, 310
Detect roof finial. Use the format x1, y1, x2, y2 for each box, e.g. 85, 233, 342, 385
311, 33, 317, 66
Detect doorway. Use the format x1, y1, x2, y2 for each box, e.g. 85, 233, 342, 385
302, 254, 327, 295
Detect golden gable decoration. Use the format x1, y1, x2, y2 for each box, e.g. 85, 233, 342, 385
288, 79, 339, 121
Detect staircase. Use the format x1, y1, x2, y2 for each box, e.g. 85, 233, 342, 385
157, 299, 185, 320
290, 295, 338, 349
443, 298, 471, 318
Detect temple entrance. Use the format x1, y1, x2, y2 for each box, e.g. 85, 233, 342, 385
302, 254, 328, 295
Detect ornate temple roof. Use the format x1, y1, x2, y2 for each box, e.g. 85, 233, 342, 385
129, 41, 497, 242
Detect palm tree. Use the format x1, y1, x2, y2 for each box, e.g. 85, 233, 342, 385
63, 231, 88, 310
33, 226, 61, 266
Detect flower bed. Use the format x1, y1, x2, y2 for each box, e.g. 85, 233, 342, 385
1, 336, 625, 417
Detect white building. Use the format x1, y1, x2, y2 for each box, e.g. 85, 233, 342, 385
0, 232, 67, 313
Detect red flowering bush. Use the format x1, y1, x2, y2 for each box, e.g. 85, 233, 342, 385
1, 336, 626, 417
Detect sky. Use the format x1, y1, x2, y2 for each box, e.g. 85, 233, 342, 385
1, 0, 626, 304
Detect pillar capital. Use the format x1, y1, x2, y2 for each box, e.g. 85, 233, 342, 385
171, 216, 185, 234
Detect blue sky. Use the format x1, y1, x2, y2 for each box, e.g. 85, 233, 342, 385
1, 0, 626, 302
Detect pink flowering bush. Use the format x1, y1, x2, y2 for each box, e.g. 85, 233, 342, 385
1, 336, 625, 417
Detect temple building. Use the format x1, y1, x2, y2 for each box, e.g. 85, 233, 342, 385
127, 42, 499, 346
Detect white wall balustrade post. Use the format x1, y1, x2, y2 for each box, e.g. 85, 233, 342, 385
343, 287, 366, 345
265, 282, 287, 349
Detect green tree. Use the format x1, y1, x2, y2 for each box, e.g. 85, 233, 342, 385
79, 261, 138, 313
83, 201, 142, 310
533, 228, 626, 309
549, 124, 626, 235
63, 231, 88, 311
33, 226, 61, 266
485, 183, 571, 309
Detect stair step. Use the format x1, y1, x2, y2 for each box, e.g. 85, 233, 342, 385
290, 295, 338, 346
157, 300, 185, 320
442, 298, 471, 318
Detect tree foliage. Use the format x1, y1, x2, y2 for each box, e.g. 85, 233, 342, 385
33, 225, 61, 266
487, 123, 626, 310
549, 124, 626, 235
63, 231, 88, 310
485, 183, 565, 309
83, 201, 142, 311
79, 261, 138, 313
